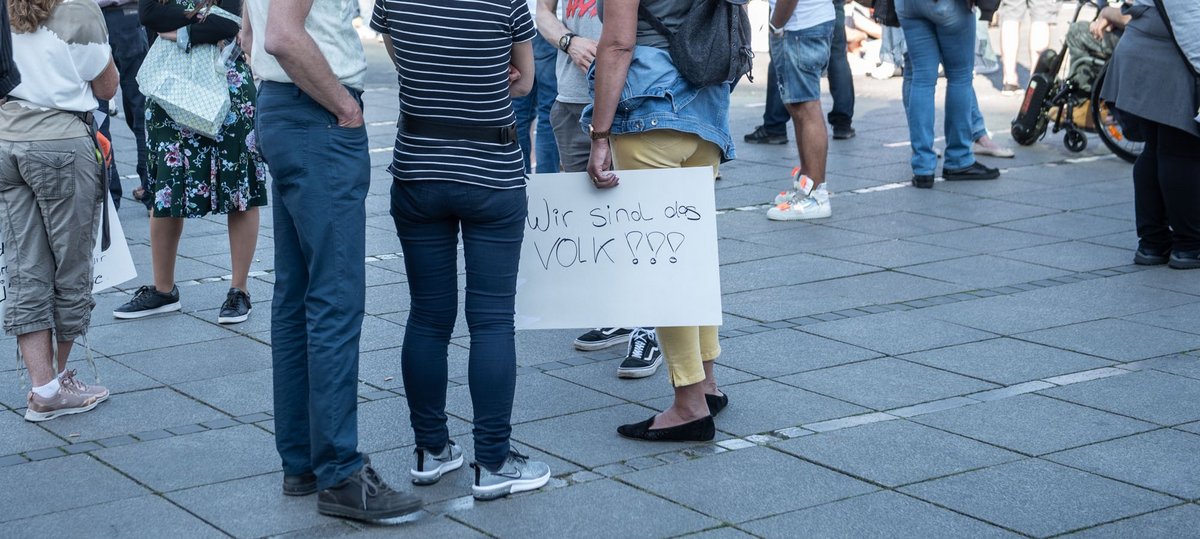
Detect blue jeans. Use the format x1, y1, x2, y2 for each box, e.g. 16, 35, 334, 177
390, 180, 526, 470
97, 5, 150, 209
769, 21, 834, 104
902, 66, 990, 142
762, 0, 854, 132
255, 82, 369, 490
897, 0, 977, 175
512, 37, 560, 174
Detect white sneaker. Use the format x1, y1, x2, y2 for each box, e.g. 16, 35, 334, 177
973, 140, 1015, 158
768, 186, 831, 221
411, 440, 464, 485
773, 167, 818, 205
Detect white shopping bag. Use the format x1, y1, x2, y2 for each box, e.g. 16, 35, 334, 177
0, 193, 136, 320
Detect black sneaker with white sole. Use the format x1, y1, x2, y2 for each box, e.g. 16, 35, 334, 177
218, 288, 252, 324
113, 285, 181, 319
573, 327, 633, 351
617, 327, 662, 379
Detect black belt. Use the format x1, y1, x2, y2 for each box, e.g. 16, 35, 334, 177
400, 113, 517, 145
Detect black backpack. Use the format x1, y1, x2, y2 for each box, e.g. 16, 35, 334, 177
638, 0, 754, 87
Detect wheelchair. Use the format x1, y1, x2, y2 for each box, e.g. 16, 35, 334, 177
1010, 0, 1142, 163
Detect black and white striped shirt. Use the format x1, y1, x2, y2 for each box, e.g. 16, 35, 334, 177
371, 0, 536, 189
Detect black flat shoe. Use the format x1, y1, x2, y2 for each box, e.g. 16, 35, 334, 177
706, 393, 729, 417
912, 175, 934, 189
1134, 246, 1170, 266
943, 162, 1000, 181
1168, 250, 1200, 270
283, 472, 318, 496
617, 415, 715, 442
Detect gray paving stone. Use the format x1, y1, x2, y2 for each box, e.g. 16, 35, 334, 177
1042, 370, 1200, 425
0, 454, 147, 522
900, 255, 1073, 289
37, 388, 224, 443
95, 424, 277, 492
913, 394, 1155, 455
1047, 429, 1200, 499
83, 314, 238, 357
999, 182, 1131, 212
1130, 302, 1200, 336
715, 328, 882, 378
998, 241, 1136, 272
167, 472, 339, 538
776, 420, 1022, 487
451, 479, 718, 538
1019, 319, 1200, 363
0, 495, 222, 538
901, 459, 1176, 537
997, 211, 1133, 240
1176, 422, 1200, 435
720, 253, 877, 294
806, 271, 972, 306
918, 294, 1104, 336
828, 212, 974, 238
511, 404, 714, 468
0, 410, 65, 457
619, 446, 876, 523
800, 311, 997, 357
1067, 504, 1200, 538
112, 337, 272, 385
721, 283, 865, 322
737, 222, 886, 252
741, 491, 1019, 538
717, 238, 787, 265
443, 372, 621, 425
779, 358, 996, 411
1009, 278, 1198, 320
176, 368, 273, 417
677, 527, 757, 539
910, 226, 1062, 254
342, 514, 488, 538
650, 379, 869, 437
901, 338, 1114, 385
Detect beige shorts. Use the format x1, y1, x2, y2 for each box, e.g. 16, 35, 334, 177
0, 137, 103, 340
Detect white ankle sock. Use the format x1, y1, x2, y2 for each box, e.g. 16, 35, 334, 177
32, 377, 61, 398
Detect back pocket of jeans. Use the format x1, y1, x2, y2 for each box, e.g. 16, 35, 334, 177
22, 150, 79, 200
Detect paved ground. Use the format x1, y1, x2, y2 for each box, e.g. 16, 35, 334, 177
3, 31, 1200, 538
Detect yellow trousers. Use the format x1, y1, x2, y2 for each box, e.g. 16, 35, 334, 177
611, 129, 722, 387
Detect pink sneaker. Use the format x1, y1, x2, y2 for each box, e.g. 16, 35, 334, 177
24, 370, 110, 422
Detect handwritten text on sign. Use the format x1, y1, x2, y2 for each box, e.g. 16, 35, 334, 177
515, 167, 722, 330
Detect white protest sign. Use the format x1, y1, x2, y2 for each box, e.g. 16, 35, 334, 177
0, 193, 137, 320
515, 167, 722, 330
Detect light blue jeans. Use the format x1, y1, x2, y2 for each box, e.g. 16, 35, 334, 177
897, 0, 978, 175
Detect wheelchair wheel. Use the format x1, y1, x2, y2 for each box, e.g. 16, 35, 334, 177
1091, 65, 1143, 163
1064, 129, 1088, 152
1012, 116, 1047, 146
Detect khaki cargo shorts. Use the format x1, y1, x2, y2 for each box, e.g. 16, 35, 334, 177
0, 136, 103, 340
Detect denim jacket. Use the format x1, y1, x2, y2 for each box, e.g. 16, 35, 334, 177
581, 45, 735, 161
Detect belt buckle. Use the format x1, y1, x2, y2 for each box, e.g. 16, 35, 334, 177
500, 124, 517, 145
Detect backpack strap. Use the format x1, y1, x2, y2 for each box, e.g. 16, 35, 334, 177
636, 3, 674, 39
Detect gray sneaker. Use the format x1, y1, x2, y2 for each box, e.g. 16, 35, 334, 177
471, 450, 551, 501
411, 440, 463, 485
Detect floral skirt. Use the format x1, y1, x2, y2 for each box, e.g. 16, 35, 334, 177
145, 58, 267, 218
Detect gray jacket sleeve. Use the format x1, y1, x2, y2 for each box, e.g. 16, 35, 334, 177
1162, 0, 1200, 75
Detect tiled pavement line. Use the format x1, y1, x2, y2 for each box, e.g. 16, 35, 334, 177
2, 260, 1190, 467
